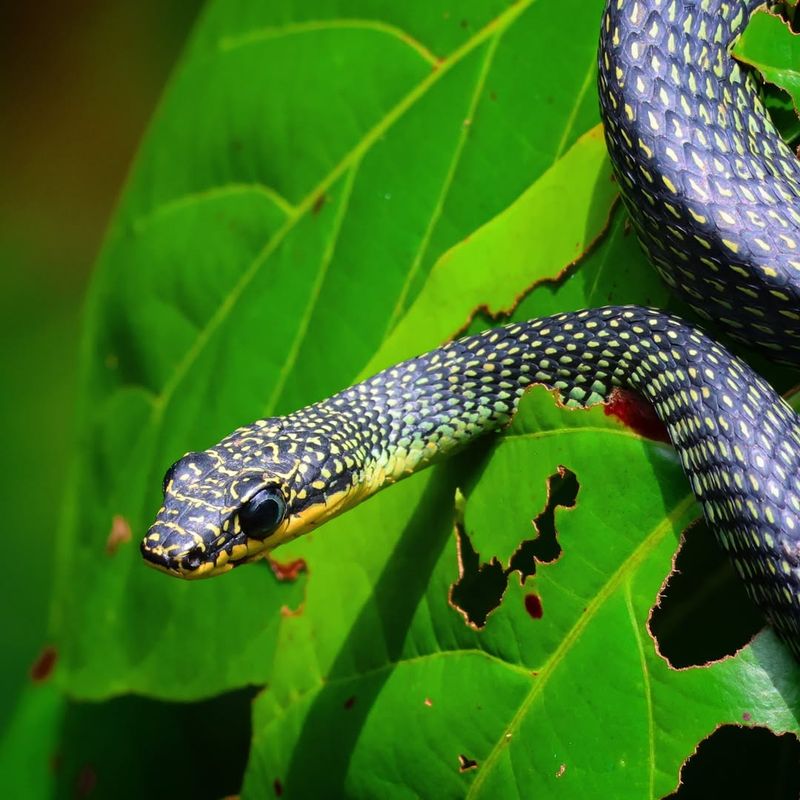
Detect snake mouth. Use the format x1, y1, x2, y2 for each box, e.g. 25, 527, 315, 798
140, 533, 269, 579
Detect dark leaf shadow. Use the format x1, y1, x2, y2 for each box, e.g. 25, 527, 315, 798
282, 439, 495, 797
665, 725, 800, 800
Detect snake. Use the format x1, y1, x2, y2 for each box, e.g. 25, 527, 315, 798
142, 0, 800, 659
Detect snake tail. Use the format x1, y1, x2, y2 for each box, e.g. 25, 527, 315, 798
142, 307, 800, 657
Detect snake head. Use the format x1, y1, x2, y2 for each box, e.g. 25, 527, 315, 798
140, 417, 361, 578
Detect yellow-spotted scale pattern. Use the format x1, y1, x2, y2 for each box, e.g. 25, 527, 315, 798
142, 307, 800, 659
599, 0, 800, 361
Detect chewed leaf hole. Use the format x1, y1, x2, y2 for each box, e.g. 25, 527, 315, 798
449, 466, 578, 628
665, 726, 800, 799
458, 754, 478, 772
650, 518, 762, 667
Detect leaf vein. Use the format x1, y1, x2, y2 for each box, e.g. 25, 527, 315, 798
218, 18, 441, 67
465, 492, 696, 798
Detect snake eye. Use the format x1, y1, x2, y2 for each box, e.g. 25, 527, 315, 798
239, 488, 287, 540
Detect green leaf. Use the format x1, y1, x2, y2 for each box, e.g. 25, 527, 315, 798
51, 0, 800, 796
734, 8, 800, 115
55, 0, 611, 701
241, 388, 800, 798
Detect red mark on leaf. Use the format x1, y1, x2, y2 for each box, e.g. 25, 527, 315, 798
524, 593, 543, 619
106, 515, 132, 555
743, 712, 752, 722
76, 765, 96, 797
458, 754, 478, 772
268, 557, 307, 581
344, 696, 356, 710
604, 388, 670, 443
30, 645, 57, 682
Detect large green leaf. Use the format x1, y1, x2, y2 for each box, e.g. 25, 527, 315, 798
734, 8, 800, 113
45, 0, 800, 797
55, 0, 609, 701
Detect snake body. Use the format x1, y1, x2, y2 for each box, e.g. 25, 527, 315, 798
142, 0, 800, 658
600, 0, 800, 361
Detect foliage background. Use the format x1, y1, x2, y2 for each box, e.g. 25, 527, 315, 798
2, 1, 800, 798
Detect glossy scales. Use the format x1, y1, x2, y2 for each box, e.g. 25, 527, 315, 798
599, 0, 800, 361
143, 306, 800, 658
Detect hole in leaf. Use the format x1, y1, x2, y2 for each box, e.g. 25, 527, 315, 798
508, 466, 577, 580
458, 754, 478, 772
449, 467, 578, 628
665, 726, 800, 799
650, 518, 763, 667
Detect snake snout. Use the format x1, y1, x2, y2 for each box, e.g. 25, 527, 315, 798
140, 520, 212, 577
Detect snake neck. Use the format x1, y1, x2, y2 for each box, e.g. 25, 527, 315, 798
317, 307, 800, 649
598, 0, 800, 362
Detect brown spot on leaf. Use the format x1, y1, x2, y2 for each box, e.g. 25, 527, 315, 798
76, 765, 96, 797
273, 778, 283, 796
743, 712, 752, 722
424, 697, 433, 707
268, 557, 307, 581
524, 593, 543, 619
312, 193, 327, 215
106, 515, 132, 555
458, 754, 478, 772
604, 387, 670, 443
280, 602, 306, 618
343, 696, 356, 710
555, 763, 566, 778
30, 645, 57, 682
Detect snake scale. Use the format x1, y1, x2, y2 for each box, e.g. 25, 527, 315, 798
142, 0, 800, 660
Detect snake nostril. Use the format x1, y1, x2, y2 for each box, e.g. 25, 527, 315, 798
181, 546, 204, 571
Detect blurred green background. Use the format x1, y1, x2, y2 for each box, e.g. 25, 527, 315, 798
0, 0, 204, 730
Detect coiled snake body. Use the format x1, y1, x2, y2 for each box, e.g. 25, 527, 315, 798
142, 0, 800, 659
